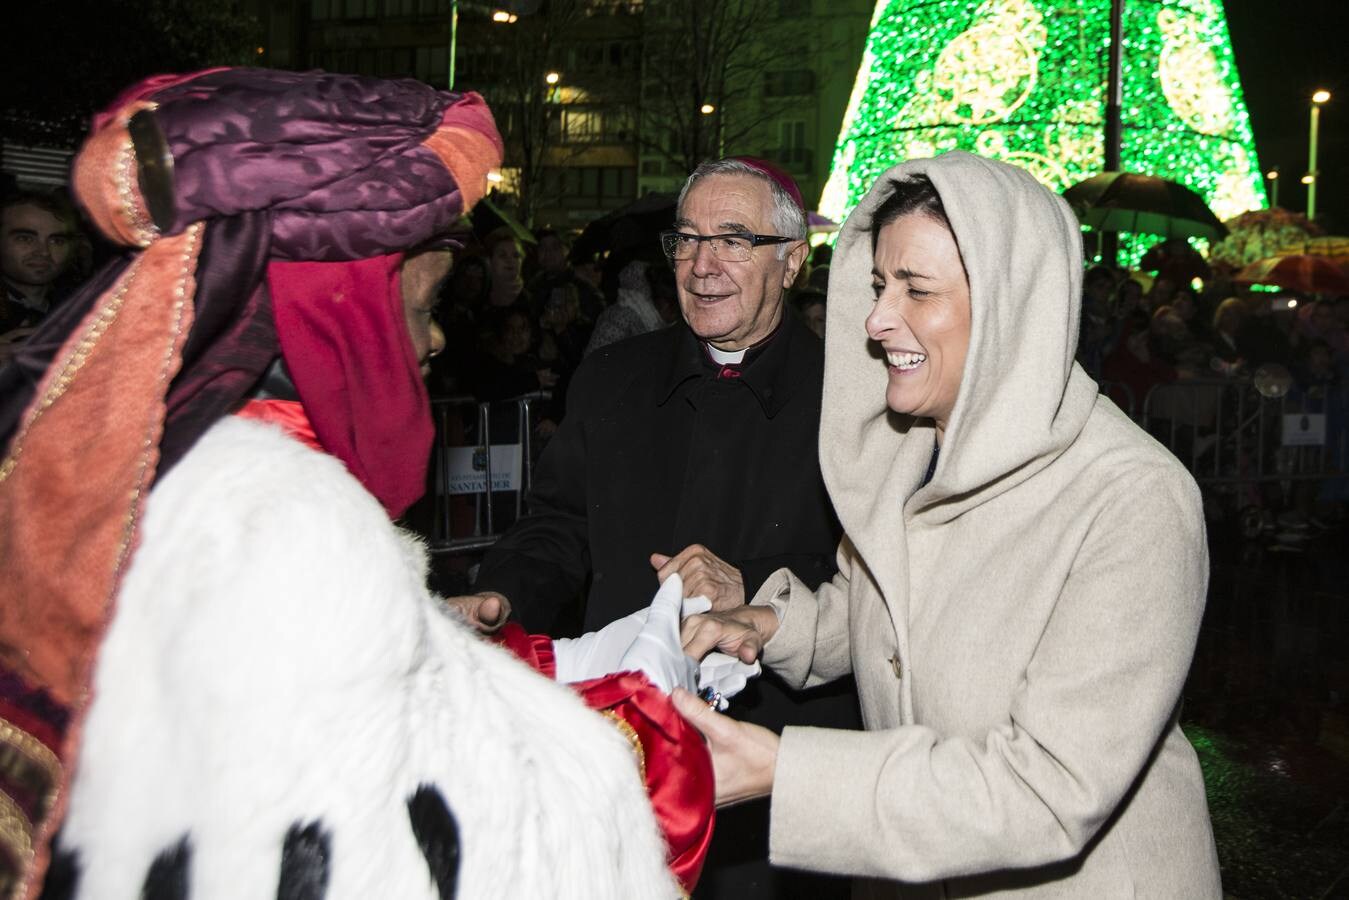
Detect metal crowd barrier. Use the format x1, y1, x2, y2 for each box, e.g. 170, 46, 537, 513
1123, 377, 1347, 486
426, 392, 550, 554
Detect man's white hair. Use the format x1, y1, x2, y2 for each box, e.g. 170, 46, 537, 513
676, 159, 807, 258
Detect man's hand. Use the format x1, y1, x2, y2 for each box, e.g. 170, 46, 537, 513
672, 687, 779, 808
680, 605, 778, 664
650, 544, 744, 611
443, 591, 511, 633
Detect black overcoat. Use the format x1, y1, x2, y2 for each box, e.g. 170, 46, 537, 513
477, 315, 842, 638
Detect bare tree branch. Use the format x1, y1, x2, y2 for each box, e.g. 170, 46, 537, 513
637, 0, 809, 175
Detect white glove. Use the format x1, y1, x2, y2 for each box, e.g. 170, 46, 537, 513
696, 653, 761, 712
617, 574, 700, 694
551, 576, 698, 689
552, 608, 646, 685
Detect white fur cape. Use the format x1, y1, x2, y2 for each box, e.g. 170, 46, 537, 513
57, 416, 676, 899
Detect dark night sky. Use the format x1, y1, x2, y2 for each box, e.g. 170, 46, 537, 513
1222, 0, 1349, 231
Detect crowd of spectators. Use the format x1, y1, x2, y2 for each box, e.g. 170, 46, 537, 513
1075, 258, 1349, 528
1073, 261, 1349, 411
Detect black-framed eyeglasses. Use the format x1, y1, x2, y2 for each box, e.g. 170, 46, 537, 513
660, 229, 797, 262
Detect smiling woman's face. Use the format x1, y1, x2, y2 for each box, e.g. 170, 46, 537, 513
865, 213, 971, 443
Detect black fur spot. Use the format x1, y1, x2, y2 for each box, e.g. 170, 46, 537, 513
141, 835, 191, 900
407, 785, 460, 900
37, 843, 80, 900
277, 821, 331, 900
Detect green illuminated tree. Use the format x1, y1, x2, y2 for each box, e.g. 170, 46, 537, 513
819, 0, 1266, 236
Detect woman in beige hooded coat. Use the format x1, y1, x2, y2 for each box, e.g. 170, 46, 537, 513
675, 152, 1222, 897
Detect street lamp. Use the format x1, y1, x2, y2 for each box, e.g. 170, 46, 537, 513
447, 0, 458, 90
1307, 89, 1330, 221
1265, 167, 1279, 207
492, 9, 518, 23
700, 103, 716, 115
545, 72, 560, 85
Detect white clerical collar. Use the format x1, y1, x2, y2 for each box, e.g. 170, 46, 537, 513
705, 343, 746, 365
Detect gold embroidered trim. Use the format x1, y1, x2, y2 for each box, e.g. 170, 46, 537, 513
0, 722, 59, 790
114, 222, 202, 577
600, 710, 646, 783
117, 104, 159, 247
0, 252, 145, 484
0, 790, 34, 868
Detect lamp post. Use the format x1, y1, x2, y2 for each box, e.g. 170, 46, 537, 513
447, 0, 458, 90
1100, 0, 1124, 265
1265, 167, 1279, 208
1307, 89, 1330, 221
700, 103, 723, 157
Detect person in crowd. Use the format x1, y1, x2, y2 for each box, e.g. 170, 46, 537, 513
1102, 304, 1186, 412
808, 242, 831, 270
1077, 264, 1117, 378
0, 68, 711, 898
1145, 273, 1178, 314
1299, 297, 1348, 357
584, 258, 678, 355
1334, 295, 1349, 335
469, 305, 557, 402
529, 227, 568, 280
1236, 293, 1298, 369
483, 226, 527, 310
466, 156, 859, 899
572, 248, 604, 297
806, 262, 830, 293
1299, 338, 1338, 388
446, 252, 490, 310
426, 254, 490, 396
530, 227, 603, 323
1114, 274, 1146, 323
0, 191, 81, 364
538, 281, 590, 374
1171, 284, 1204, 337
1210, 295, 1247, 375
674, 151, 1220, 898
793, 288, 826, 339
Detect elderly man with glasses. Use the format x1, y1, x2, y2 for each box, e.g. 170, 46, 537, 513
469, 157, 856, 899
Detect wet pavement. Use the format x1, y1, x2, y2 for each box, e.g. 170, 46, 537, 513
1185, 523, 1349, 899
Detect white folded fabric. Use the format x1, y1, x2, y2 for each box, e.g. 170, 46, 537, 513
552, 576, 761, 708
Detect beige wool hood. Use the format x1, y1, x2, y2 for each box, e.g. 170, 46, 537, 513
822, 151, 1100, 547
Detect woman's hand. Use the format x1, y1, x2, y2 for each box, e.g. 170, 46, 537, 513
680, 604, 779, 664
672, 687, 779, 807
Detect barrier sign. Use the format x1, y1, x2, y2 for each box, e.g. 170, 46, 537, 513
446, 444, 522, 494
1282, 414, 1326, 447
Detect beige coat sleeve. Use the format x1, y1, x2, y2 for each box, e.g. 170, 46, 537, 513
769, 475, 1209, 882
750, 536, 858, 689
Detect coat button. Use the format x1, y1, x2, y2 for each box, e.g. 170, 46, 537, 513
889, 655, 903, 680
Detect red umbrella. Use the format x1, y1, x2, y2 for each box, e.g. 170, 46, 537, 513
1233, 254, 1349, 295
